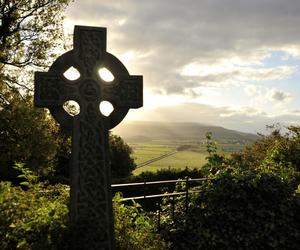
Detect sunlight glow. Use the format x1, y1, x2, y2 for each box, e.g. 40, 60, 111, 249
118, 18, 127, 26
99, 101, 114, 116
63, 66, 80, 81
99, 68, 114, 82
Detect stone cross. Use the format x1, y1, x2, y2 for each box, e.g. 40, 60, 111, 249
34, 26, 143, 250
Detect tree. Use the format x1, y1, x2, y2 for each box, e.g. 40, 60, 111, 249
109, 134, 136, 179
0, 0, 137, 183
230, 125, 300, 175
0, 0, 72, 182
0, 0, 71, 103
0, 94, 61, 182
0, 93, 136, 183
0, 0, 70, 67
52, 132, 137, 182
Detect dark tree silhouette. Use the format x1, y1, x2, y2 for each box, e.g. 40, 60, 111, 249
0, 0, 71, 104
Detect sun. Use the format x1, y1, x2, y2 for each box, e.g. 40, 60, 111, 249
98, 68, 114, 82
63, 66, 80, 80
99, 101, 114, 116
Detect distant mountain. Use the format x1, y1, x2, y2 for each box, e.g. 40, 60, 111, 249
112, 121, 259, 144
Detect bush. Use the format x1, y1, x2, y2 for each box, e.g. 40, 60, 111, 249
231, 125, 300, 174
160, 169, 300, 250
0, 181, 69, 249
0, 165, 166, 249
113, 193, 167, 250
155, 128, 300, 249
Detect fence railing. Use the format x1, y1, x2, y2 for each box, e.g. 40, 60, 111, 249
112, 177, 214, 231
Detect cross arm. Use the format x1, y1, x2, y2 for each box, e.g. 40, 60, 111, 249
34, 72, 78, 108
103, 75, 143, 109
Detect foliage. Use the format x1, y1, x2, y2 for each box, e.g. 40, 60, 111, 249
202, 132, 228, 175
0, 0, 75, 183
231, 125, 300, 173
113, 193, 167, 250
0, 95, 62, 182
51, 132, 137, 182
0, 0, 70, 67
160, 169, 300, 250
51, 128, 72, 183
0, 93, 136, 183
0, 0, 72, 106
0, 165, 165, 249
202, 126, 300, 184
0, 165, 70, 250
157, 127, 300, 249
228, 125, 300, 189
13, 162, 38, 187
109, 134, 137, 179
0, 1, 161, 248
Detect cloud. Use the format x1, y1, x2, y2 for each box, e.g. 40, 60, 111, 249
220, 106, 265, 118
181, 62, 296, 85
64, 0, 300, 133
267, 88, 293, 102
245, 85, 259, 96
65, 0, 300, 95
243, 85, 293, 109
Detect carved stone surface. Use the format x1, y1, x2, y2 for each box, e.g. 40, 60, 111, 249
34, 25, 143, 250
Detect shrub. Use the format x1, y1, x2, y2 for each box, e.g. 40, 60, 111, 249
160, 169, 300, 250
0, 181, 69, 249
0, 166, 166, 249
113, 193, 167, 250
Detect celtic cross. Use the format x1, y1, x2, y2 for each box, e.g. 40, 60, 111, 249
34, 26, 143, 250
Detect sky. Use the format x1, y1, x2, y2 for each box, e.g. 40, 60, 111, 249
64, 0, 300, 133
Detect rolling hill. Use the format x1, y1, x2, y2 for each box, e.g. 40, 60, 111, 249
112, 121, 259, 144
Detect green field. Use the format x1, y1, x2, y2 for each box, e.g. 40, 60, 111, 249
129, 139, 242, 175
131, 141, 177, 165
133, 150, 208, 175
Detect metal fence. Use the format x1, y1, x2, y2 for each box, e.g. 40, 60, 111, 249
112, 177, 213, 230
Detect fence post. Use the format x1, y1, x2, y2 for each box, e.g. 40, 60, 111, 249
143, 180, 146, 199
185, 176, 189, 214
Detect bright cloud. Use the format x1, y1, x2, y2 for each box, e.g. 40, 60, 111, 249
181, 62, 296, 84
64, 0, 300, 133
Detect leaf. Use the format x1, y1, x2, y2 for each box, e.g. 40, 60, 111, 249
20, 181, 29, 186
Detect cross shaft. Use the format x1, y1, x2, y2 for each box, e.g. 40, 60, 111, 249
34, 26, 143, 249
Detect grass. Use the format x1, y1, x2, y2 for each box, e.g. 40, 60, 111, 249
133, 151, 207, 175
130, 140, 243, 175
132, 143, 177, 165
131, 140, 208, 175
